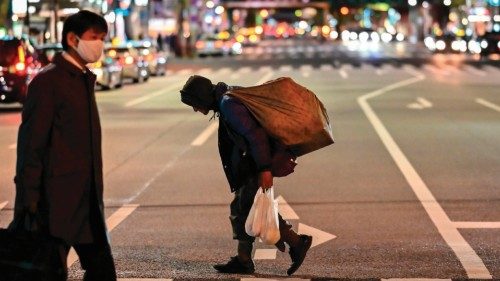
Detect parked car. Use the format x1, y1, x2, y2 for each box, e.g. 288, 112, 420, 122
0, 37, 40, 104
106, 44, 149, 83
37, 43, 124, 90
131, 41, 167, 76
195, 34, 242, 57
195, 35, 227, 57
477, 31, 500, 58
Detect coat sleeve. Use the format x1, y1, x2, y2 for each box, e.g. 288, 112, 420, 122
220, 96, 271, 172
16, 74, 56, 206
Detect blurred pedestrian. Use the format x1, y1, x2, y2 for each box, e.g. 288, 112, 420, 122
180, 75, 312, 275
10, 10, 117, 281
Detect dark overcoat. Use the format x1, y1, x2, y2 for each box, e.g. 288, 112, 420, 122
10, 53, 107, 244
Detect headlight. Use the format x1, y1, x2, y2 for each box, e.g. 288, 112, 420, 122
341, 30, 350, 41
451, 40, 461, 51
349, 32, 358, 41
468, 40, 481, 54
370, 32, 380, 42
424, 37, 435, 50
481, 40, 488, 49
381, 32, 393, 43
359, 32, 369, 42
497, 41, 500, 50
436, 40, 446, 50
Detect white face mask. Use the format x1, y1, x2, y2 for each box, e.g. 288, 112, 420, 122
73, 37, 104, 63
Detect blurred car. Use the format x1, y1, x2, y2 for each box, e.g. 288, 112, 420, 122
474, 31, 500, 57
131, 41, 167, 76
0, 37, 40, 104
341, 28, 381, 43
235, 27, 262, 46
37, 43, 124, 90
106, 44, 149, 83
424, 34, 467, 53
195, 34, 230, 57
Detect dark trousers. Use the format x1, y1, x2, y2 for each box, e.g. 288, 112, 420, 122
229, 175, 297, 245
60, 182, 117, 281
60, 242, 116, 281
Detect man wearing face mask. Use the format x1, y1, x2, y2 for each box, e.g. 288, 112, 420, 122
10, 10, 116, 281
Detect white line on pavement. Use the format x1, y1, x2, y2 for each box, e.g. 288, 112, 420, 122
253, 249, 277, 260
464, 65, 487, 77
125, 83, 184, 107
67, 204, 140, 268
417, 97, 433, 108
476, 98, 500, 113
277, 196, 299, 220
256, 71, 274, 85
453, 221, 500, 228
357, 70, 491, 279
177, 69, 192, 75
0, 201, 8, 211
339, 68, 348, 79
8, 143, 16, 149
191, 122, 219, 146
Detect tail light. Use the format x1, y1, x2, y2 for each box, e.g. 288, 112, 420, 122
15, 62, 26, 72
215, 40, 224, 48
196, 41, 205, 49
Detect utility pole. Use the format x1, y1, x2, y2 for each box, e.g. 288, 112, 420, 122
53, 0, 59, 42
24, 0, 30, 35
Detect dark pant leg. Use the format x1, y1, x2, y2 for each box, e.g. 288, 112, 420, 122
74, 242, 117, 281
229, 175, 259, 242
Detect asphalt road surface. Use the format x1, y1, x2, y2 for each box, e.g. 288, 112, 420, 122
0, 39, 499, 280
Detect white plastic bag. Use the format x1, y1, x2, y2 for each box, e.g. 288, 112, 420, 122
245, 187, 281, 245
260, 187, 281, 245
245, 188, 266, 237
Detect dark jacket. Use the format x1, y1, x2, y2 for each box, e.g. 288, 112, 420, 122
215, 83, 272, 191
10, 53, 106, 244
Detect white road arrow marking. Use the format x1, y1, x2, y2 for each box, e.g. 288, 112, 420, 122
277, 196, 299, 220
254, 249, 277, 260
0, 201, 8, 211
298, 223, 337, 248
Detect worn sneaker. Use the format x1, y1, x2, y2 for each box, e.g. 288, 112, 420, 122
213, 256, 255, 274
287, 234, 312, 276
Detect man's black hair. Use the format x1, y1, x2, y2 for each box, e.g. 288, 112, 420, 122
61, 10, 108, 51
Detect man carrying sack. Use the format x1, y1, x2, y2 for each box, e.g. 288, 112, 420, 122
180, 75, 334, 275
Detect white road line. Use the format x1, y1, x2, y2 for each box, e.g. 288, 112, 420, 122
0, 201, 8, 211
339, 68, 348, 79
277, 196, 299, 220
464, 65, 487, 77
476, 98, 500, 113
125, 83, 184, 107
453, 221, 500, 228
357, 71, 491, 279
417, 97, 433, 108
424, 65, 450, 76
256, 71, 274, 85
253, 249, 277, 260
191, 122, 219, 146
67, 204, 140, 268
320, 64, 333, 71
279, 65, 293, 72
8, 143, 16, 149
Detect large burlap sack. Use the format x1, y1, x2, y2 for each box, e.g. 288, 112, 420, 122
227, 77, 334, 157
